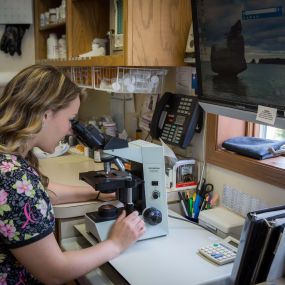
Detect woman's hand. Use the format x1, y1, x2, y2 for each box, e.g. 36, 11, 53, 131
97, 192, 116, 202
108, 210, 145, 253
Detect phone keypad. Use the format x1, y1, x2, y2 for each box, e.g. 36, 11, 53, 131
178, 97, 192, 115
160, 95, 198, 146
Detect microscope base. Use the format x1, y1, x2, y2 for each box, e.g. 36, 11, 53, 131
85, 212, 168, 242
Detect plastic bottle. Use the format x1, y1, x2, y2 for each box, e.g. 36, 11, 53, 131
47, 33, 59, 59
40, 13, 45, 27
58, 35, 67, 59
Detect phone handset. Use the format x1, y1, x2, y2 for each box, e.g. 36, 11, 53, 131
149, 92, 172, 138
149, 92, 203, 148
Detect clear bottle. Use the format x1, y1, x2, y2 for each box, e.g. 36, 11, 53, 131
58, 35, 67, 59
47, 33, 59, 59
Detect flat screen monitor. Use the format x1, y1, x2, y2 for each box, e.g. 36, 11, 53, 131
192, 0, 285, 128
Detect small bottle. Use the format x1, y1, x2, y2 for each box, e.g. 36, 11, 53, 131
44, 11, 50, 25
40, 13, 45, 27
49, 8, 57, 23
58, 35, 67, 59
136, 128, 142, 140
47, 33, 59, 59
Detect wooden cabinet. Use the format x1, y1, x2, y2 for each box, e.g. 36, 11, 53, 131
34, 0, 191, 66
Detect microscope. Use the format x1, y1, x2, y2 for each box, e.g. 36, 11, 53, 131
71, 119, 168, 242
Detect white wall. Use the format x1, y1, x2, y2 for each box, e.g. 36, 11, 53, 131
206, 163, 285, 207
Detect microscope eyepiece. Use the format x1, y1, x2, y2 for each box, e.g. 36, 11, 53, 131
70, 119, 105, 150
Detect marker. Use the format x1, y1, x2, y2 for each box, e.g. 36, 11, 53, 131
189, 197, 193, 217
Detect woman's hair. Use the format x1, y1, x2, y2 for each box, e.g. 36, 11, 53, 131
0, 64, 84, 187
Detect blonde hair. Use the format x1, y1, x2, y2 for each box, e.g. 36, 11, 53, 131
0, 64, 84, 187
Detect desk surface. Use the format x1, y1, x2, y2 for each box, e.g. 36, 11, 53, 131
39, 154, 99, 186
73, 212, 233, 285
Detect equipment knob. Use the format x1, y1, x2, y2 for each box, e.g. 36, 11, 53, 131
143, 207, 162, 225
152, 190, 160, 199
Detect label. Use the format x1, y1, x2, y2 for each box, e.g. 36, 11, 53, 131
256, 105, 277, 125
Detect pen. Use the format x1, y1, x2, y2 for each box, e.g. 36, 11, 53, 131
193, 163, 205, 219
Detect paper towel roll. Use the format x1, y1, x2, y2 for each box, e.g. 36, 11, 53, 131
0, 72, 17, 87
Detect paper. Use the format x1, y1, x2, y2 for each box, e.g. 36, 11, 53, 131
256, 105, 277, 125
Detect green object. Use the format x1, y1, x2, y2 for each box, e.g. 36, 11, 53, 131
189, 198, 193, 217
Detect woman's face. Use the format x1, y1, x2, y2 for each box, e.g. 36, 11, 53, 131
34, 96, 80, 153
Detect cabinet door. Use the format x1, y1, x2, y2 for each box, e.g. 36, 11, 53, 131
125, 0, 191, 66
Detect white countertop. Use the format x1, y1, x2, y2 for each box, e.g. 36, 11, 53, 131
71, 212, 233, 285
39, 154, 100, 186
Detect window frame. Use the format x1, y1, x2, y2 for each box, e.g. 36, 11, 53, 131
206, 113, 285, 189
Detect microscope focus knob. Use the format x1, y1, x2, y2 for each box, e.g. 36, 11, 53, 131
143, 207, 162, 225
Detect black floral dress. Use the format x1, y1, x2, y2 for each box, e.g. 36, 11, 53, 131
0, 153, 55, 285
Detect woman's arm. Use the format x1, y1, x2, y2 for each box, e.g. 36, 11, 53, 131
11, 210, 145, 285
47, 181, 115, 205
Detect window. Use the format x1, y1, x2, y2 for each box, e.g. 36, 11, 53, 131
259, 125, 285, 141
206, 114, 285, 189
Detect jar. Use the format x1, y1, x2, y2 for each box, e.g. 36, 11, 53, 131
49, 8, 57, 23
47, 33, 59, 59
103, 122, 117, 137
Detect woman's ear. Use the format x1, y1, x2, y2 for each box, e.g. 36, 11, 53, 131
42, 110, 53, 125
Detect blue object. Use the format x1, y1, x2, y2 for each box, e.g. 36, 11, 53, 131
193, 194, 202, 219
222, 136, 285, 160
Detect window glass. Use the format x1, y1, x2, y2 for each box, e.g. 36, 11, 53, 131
259, 125, 285, 141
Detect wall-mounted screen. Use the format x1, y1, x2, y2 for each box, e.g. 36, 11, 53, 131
192, 0, 285, 127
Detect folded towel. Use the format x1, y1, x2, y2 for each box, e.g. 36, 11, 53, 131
222, 136, 285, 160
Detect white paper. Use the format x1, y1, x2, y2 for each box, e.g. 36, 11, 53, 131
256, 105, 277, 125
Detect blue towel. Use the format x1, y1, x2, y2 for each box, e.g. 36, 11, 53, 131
222, 136, 285, 160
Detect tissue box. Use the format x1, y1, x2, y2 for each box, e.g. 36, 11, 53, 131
198, 206, 245, 239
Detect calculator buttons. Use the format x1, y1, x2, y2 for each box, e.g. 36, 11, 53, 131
198, 242, 237, 265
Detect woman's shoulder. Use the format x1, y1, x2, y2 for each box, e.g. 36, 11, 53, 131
0, 153, 38, 176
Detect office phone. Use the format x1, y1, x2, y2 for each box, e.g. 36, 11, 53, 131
149, 92, 203, 148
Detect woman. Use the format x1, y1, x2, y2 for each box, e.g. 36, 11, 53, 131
0, 64, 145, 284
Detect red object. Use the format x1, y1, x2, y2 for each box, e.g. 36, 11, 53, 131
176, 181, 197, 188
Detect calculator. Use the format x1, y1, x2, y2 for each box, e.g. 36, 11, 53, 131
198, 236, 239, 265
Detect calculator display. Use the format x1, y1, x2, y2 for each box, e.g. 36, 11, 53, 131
228, 240, 239, 248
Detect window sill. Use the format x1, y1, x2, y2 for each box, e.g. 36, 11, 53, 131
206, 114, 285, 189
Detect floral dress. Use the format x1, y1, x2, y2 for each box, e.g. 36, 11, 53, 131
0, 153, 55, 285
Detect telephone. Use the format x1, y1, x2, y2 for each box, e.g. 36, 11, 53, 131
149, 92, 203, 148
